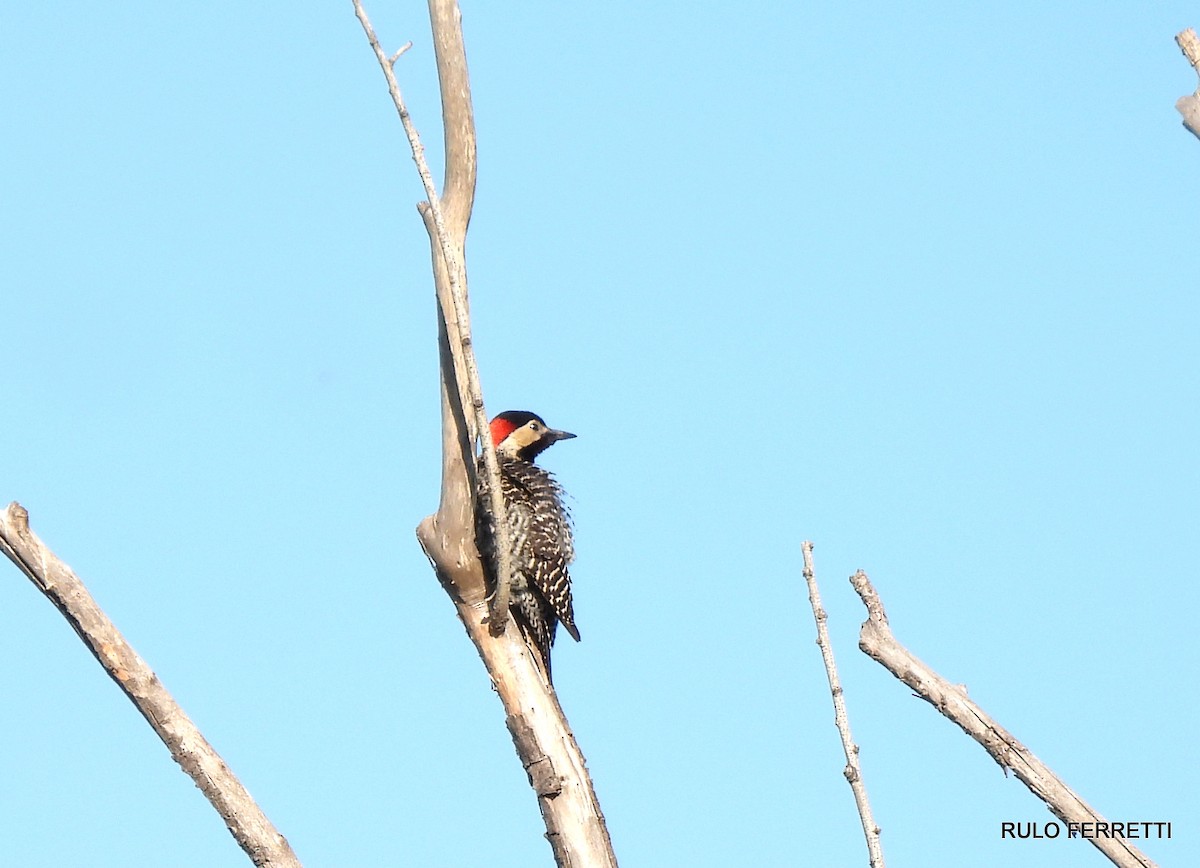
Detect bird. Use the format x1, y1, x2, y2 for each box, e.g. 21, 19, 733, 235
476, 410, 579, 681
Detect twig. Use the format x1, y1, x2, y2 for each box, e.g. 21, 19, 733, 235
388, 41, 413, 67
351, 0, 515, 635
1175, 28, 1200, 140
0, 503, 301, 868
851, 570, 1157, 868
802, 543, 885, 868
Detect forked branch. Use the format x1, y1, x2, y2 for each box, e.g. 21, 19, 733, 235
851, 570, 1157, 868
353, 2, 617, 864
351, 0, 515, 632
0, 503, 301, 868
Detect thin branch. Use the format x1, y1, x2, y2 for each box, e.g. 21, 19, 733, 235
389, 41, 413, 67
1175, 28, 1200, 141
802, 543, 885, 868
851, 570, 1157, 868
0, 503, 301, 868
352, 0, 515, 636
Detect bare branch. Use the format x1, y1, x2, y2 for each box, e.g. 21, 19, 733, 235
851, 569, 1157, 868
389, 41, 413, 67
802, 543, 884, 868
422, 552, 620, 868
353, 2, 618, 863
1175, 28, 1200, 140
352, 0, 514, 635
0, 503, 301, 868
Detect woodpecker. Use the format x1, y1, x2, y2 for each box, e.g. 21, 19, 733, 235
476, 410, 579, 681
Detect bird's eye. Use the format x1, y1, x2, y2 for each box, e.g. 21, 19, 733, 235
529, 422, 541, 431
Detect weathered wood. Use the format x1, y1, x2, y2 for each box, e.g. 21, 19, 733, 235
353, 1, 618, 863
852, 569, 1156, 868
0, 502, 301, 868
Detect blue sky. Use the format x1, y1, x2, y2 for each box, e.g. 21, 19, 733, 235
3, 2, 1197, 866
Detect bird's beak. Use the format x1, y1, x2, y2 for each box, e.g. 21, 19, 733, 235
548, 428, 577, 443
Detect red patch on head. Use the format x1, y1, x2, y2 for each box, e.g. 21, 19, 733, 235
490, 415, 520, 447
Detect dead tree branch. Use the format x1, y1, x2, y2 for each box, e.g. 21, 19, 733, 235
851, 570, 1157, 868
802, 543, 884, 868
351, 0, 515, 633
353, 2, 618, 864
1175, 28, 1200, 140
0, 502, 301, 868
